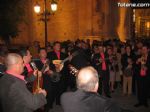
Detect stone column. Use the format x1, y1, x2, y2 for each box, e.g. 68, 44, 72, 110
117, 0, 131, 42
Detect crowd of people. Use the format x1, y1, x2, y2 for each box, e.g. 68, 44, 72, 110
0, 38, 150, 112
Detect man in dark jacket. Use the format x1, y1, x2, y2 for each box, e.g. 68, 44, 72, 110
70, 41, 90, 70
34, 48, 54, 112
0, 53, 47, 112
47, 41, 67, 105
69, 41, 90, 90
61, 66, 121, 112
92, 45, 111, 97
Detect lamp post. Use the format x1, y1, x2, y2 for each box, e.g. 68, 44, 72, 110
34, 0, 58, 47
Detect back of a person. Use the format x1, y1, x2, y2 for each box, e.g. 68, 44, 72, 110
71, 48, 89, 69
61, 66, 122, 112
0, 53, 47, 112
0, 75, 31, 112
61, 90, 92, 112
61, 89, 121, 112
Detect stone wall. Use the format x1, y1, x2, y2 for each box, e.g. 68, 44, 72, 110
10, 0, 133, 46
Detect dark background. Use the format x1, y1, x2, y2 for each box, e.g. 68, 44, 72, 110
131, 0, 150, 3
130, 0, 150, 8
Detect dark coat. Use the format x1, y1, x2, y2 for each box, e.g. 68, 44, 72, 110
121, 53, 135, 71
70, 47, 90, 69
47, 51, 67, 63
61, 89, 121, 112
135, 53, 150, 79
0, 64, 6, 73
33, 59, 52, 91
21, 64, 36, 91
47, 51, 68, 79
0, 64, 6, 78
22, 64, 36, 82
92, 53, 110, 77
0, 74, 47, 112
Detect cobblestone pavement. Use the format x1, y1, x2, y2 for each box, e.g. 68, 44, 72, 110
50, 88, 150, 112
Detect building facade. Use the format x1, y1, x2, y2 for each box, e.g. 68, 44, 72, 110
10, 0, 133, 46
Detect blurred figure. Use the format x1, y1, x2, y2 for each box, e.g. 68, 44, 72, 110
46, 45, 53, 53
69, 41, 90, 90
0, 53, 47, 112
0, 44, 8, 53
61, 66, 121, 112
134, 45, 150, 108
19, 48, 41, 92
107, 48, 115, 92
47, 41, 67, 106
123, 58, 133, 96
70, 41, 90, 69
34, 48, 54, 112
121, 46, 134, 96
92, 44, 111, 97
113, 47, 122, 89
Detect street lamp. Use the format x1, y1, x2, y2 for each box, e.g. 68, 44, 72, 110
34, 0, 58, 47
51, 1, 58, 12
34, 3, 41, 14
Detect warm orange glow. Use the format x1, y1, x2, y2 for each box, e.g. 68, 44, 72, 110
117, 0, 129, 43
146, 22, 150, 28
117, 8, 127, 42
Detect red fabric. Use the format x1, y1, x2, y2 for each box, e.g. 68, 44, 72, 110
25, 64, 33, 73
6, 70, 26, 82
54, 51, 60, 59
100, 53, 106, 71
140, 68, 146, 77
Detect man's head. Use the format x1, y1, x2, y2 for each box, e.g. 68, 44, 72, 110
93, 46, 99, 54
19, 48, 32, 64
125, 45, 131, 53
142, 45, 148, 55
76, 41, 82, 48
53, 41, 61, 52
76, 66, 99, 92
107, 48, 113, 55
5, 53, 24, 74
46, 46, 53, 52
39, 48, 47, 59
98, 45, 104, 53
